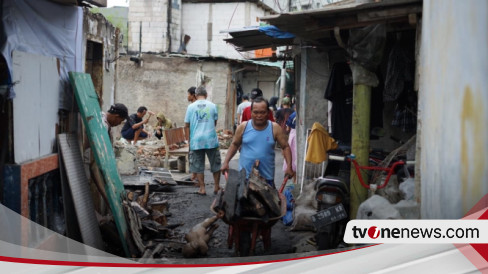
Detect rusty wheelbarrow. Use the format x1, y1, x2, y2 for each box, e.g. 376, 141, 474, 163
211, 169, 289, 256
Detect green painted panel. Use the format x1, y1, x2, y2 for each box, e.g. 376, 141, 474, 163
69, 72, 130, 257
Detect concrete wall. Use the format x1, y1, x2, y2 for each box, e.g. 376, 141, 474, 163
182, 2, 271, 59
419, 0, 488, 218
170, 0, 182, 53
296, 48, 330, 181
240, 66, 281, 99
84, 10, 119, 112
114, 55, 230, 137
128, 0, 169, 53
262, 0, 289, 12
90, 6, 129, 50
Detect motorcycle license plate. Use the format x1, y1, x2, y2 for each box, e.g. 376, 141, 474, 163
311, 203, 348, 229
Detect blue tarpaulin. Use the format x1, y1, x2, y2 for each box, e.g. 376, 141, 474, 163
258, 25, 296, 39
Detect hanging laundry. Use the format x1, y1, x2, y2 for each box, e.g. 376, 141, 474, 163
324, 62, 353, 143
305, 122, 338, 164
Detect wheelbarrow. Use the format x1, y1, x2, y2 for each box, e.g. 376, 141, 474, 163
211, 171, 289, 256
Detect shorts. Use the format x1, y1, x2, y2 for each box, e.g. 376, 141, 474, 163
189, 148, 221, 173
121, 127, 147, 140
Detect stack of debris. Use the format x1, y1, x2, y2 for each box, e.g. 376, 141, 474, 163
217, 129, 233, 149
114, 139, 168, 175
135, 142, 167, 168
213, 161, 282, 222
122, 182, 185, 260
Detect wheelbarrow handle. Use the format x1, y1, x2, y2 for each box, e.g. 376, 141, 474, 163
278, 175, 291, 194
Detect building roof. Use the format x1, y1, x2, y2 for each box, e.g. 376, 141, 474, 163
168, 53, 285, 68
222, 26, 296, 52
224, 0, 422, 51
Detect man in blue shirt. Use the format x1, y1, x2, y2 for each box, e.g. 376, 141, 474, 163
184, 86, 221, 195
221, 97, 294, 187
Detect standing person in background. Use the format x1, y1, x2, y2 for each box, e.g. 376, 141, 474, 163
283, 111, 297, 183
187, 86, 197, 103
184, 86, 221, 195
269, 96, 279, 112
275, 96, 293, 132
240, 88, 275, 122
121, 106, 154, 144
236, 93, 251, 125
187, 86, 198, 182
154, 112, 173, 140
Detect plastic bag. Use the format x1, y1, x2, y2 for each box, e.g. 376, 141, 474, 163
282, 187, 295, 226
346, 24, 386, 86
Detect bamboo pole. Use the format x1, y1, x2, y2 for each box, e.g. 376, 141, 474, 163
350, 84, 371, 219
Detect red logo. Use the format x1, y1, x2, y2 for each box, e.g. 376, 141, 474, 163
368, 226, 380, 239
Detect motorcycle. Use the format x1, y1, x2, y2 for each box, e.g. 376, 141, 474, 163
312, 175, 350, 250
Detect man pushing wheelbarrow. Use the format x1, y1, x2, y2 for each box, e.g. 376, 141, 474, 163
218, 96, 295, 256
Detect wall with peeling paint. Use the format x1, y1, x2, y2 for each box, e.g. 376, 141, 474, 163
83, 9, 119, 113
296, 48, 330, 183
419, 0, 488, 218
114, 55, 230, 138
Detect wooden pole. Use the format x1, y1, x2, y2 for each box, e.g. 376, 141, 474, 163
350, 84, 371, 219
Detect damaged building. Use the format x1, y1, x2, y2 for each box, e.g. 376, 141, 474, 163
225, 0, 488, 221
0, 0, 130, 255
0, 0, 285, 259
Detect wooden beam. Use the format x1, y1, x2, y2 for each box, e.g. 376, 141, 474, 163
20, 154, 59, 218
20, 153, 59, 246
357, 5, 422, 23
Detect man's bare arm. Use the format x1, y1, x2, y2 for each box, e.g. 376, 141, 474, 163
221, 122, 246, 174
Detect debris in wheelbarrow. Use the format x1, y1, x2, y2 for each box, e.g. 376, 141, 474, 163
213, 160, 282, 221
211, 161, 287, 256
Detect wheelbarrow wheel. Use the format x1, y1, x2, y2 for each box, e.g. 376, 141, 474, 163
239, 231, 251, 256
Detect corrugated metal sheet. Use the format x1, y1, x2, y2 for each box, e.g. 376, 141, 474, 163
58, 133, 104, 250
222, 27, 296, 51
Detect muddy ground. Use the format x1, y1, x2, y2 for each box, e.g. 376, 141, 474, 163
123, 148, 319, 262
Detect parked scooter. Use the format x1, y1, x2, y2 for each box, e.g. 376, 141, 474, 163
312, 175, 350, 250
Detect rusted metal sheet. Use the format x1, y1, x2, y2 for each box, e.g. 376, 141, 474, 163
68, 72, 130, 257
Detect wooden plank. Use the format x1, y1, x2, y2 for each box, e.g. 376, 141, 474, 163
20, 154, 59, 218
20, 154, 59, 246
222, 169, 240, 222
69, 72, 130, 257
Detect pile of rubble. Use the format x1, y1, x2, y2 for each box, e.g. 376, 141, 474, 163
217, 129, 233, 149
114, 129, 232, 175
122, 182, 185, 260
113, 138, 182, 175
